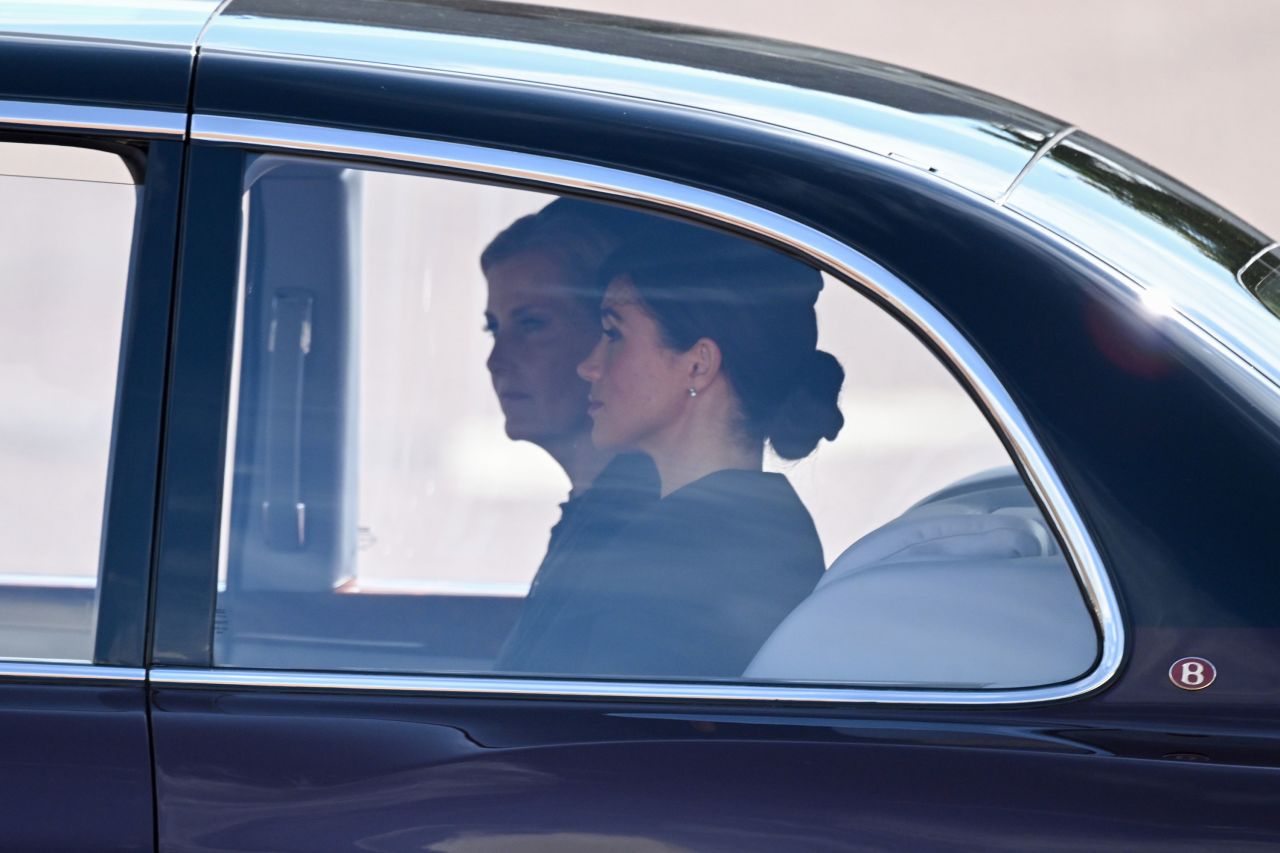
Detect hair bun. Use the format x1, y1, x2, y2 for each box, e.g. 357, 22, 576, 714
767, 350, 845, 460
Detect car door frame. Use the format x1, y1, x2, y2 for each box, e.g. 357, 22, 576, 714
149, 113, 1121, 702
0, 97, 186, 851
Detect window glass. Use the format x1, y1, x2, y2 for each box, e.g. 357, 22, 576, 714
216, 154, 1098, 689
0, 141, 138, 662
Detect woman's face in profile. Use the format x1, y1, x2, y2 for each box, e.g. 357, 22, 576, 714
484, 249, 600, 446
578, 276, 690, 453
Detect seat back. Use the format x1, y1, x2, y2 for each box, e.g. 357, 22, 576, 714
746, 469, 1097, 688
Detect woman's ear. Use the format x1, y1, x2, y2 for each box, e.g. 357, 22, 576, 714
687, 337, 723, 392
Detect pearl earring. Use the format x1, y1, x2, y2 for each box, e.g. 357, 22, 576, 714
688, 387, 698, 398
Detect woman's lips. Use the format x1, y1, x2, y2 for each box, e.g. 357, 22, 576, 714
499, 392, 532, 405
587, 399, 603, 414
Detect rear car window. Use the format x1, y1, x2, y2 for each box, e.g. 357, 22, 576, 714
213, 154, 1100, 690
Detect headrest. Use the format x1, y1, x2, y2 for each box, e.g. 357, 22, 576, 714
820, 472, 1058, 589
746, 556, 1097, 688
744, 467, 1095, 688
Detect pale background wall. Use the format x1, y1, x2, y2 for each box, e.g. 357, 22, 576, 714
521, 0, 1280, 239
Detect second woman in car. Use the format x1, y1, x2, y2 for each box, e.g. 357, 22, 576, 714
512, 226, 845, 678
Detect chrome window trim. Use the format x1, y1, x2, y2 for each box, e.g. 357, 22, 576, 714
1236, 240, 1280, 288
0, 662, 144, 683
191, 113, 1123, 706
150, 667, 1088, 704
195, 42, 1032, 201
995, 125, 1077, 206
195, 23, 1055, 200
0, 98, 185, 138
194, 0, 236, 49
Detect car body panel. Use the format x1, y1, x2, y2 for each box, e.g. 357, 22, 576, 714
0, 128, 184, 847
200, 0, 1065, 200
0, 9, 196, 849
1008, 130, 1280, 394
0, 681, 153, 852
152, 688, 1280, 852
0, 0, 218, 112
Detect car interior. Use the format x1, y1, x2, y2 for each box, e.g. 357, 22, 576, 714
208, 157, 1100, 688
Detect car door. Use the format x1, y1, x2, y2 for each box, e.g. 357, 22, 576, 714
0, 5, 205, 849
146, 5, 1280, 852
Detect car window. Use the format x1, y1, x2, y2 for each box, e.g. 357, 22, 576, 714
0, 141, 138, 662
213, 154, 1099, 689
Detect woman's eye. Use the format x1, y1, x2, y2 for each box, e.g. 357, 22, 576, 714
519, 316, 548, 332
602, 327, 621, 342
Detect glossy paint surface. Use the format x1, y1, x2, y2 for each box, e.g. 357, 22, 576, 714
97, 139, 186, 666
1009, 131, 1280, 392
153, 688, 1280, 852
0, 0, 214, 112
150, 145, 247, 667
0, 681, 152, 851
0, 37, 193, 112
203, 0, 1062, 199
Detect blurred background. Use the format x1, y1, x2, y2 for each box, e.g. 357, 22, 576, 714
521, 0, 1280, 238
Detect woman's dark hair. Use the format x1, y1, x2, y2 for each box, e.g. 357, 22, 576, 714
480, 197, 659, 308
603, 225, 844, 460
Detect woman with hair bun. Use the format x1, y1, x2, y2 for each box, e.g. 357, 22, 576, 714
509, 225, 844, 678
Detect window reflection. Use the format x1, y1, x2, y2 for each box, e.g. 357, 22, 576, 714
216, 155, 1092, 688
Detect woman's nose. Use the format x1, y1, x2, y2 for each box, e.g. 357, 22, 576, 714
577, 337, 604, 382
486, 333, 510, 376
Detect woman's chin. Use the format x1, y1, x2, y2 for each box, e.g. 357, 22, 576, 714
506, 419, 597, 452
503, 419, 551, 445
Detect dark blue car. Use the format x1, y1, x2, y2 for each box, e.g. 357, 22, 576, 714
2, 1, 1278, 850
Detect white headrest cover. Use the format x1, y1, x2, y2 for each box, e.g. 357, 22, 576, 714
746, 470, 1096, 688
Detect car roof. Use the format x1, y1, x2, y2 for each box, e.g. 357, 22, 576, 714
1, 1, 1066, 197
197, 0, 1066, 200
